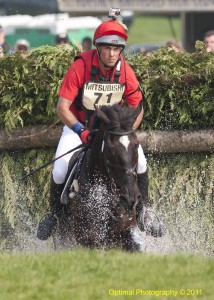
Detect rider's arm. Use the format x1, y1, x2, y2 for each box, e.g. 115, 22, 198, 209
132, 105, 144, 129
123, 62, 144, 129
56, 96, 78, 128
57, 59, 85, 129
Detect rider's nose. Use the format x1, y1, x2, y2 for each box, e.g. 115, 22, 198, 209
109, 49, 115, 56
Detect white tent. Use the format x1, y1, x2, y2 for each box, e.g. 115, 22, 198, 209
0, 13, 101, 35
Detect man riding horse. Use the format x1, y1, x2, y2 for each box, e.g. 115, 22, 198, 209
37, 14, 163, 240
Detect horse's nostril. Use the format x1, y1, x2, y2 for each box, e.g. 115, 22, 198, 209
137, 194, 142, 202
120, 194, 138, 211
120, 194, 128, 201
119, 194, 129, 209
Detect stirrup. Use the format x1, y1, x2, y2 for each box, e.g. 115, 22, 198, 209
37, 212, 59, 241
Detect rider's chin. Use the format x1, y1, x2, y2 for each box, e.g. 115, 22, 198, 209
106, 62, 115, 68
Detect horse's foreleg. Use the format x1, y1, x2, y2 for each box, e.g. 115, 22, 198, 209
121, 226, 145, 252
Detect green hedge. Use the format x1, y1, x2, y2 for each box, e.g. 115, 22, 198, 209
0, 42, 214, 131
0, 45, 78, 130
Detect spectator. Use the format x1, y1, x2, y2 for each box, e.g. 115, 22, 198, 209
14, 39, 30, 58
0, 25, 8, 54
0, 46, 3, 58
203, 30, 214, 52
165, 39, 184, 52
140, 48, 154, 57
82, 36, 92, 51
56, 33, 69, 45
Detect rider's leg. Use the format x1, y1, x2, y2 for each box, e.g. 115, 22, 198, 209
136, 145, 151, 214
137, 170, 151, 209
37, 176, 64, 240
136, 145, 164, 237
37, 126, 82, 240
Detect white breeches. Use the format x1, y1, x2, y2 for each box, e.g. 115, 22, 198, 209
52, 125, 147, 184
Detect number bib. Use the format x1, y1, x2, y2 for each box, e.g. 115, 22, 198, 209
82, 82, 125, 110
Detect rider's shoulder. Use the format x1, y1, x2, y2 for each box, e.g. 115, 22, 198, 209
75, 49, 96, 61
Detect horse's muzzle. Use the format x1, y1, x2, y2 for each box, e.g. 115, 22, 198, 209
119, 191, 140, 211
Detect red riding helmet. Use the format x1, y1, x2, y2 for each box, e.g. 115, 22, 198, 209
93, 20, 128, 47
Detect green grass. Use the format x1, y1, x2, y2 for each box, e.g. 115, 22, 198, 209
0, 249, 213, 300
127, 14, 181, 44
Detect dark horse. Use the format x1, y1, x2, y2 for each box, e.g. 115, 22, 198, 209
54, 104, 145, 251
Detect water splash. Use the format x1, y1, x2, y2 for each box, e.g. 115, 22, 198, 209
130, 227, 146, 252
1, 152, 213, 257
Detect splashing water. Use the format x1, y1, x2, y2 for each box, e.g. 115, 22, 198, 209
80, 180, 112, 246
1, 152, 213, 257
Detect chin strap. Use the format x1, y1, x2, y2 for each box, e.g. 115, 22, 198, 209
93, 47, 123, 82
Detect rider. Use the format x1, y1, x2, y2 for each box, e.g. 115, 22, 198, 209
37, 14, 160, 240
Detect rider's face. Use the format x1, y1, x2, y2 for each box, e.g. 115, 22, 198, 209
98, 45, 122, 68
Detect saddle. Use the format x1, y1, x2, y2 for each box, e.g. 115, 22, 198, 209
60, 147, 90, 204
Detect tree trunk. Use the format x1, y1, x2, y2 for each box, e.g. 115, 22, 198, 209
0, 125, 213, 153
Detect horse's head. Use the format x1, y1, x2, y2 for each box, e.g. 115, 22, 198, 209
95, 104, 142, 219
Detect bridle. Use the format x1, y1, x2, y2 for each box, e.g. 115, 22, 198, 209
103, 128, 138, 183
101, 128, 139, 223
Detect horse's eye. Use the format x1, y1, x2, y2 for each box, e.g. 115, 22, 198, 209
106, 141, 115, 155
106, 136, 115, 148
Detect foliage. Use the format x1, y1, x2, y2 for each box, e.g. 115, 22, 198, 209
0, 45, 78, 130
0, 149, 54, 251
0, 43, 214, 131
126, 41, 214, 130
148, 152, 214, 255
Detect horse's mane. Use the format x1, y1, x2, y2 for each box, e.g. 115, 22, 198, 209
91, 104, 140, 132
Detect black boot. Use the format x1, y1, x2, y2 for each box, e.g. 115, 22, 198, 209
37, 176, 64, 240
137, 171, 151, 211
137, 171, 164, 237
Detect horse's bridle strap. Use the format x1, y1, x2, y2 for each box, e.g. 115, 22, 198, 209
106, 160, 137, 176
106, 128, 135, 136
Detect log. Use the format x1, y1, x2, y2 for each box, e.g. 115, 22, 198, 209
0, 125, 63, 150
0, 125, 214, 153
136, 130, 214, 153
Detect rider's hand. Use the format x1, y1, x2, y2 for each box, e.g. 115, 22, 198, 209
79, 129, 91, 145
71, 122, 91, 145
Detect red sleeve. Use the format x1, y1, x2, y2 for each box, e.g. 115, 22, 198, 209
58, 58, 85, 101
123, 62, 143, 107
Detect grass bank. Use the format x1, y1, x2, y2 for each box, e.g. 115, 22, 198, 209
128, 14, 181, 44
0, 249, 213, 300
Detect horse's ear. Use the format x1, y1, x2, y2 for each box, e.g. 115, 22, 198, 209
94, 105, 111, 124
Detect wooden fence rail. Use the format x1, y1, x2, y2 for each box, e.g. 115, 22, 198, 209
0, 125, 214, 153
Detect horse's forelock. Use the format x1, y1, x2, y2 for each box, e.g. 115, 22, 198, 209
90, 104, 139, 132
102, 104, 137, 132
